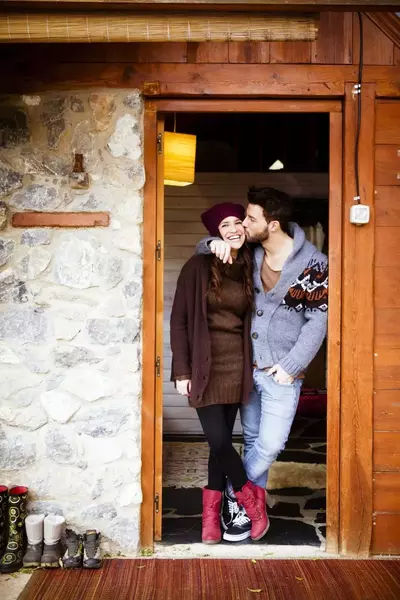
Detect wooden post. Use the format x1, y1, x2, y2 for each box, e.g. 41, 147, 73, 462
340, 82, 375, 556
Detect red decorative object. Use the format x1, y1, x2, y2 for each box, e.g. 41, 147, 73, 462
296, 388, 327, 418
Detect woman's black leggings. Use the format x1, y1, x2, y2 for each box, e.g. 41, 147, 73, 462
196, 403, 248, 492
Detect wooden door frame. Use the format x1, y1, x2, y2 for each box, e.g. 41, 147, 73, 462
141, 97, 343, 553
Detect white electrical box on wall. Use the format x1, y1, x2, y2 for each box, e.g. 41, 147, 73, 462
350, 204, 370, 225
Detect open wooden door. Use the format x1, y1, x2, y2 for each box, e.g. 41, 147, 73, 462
154, 116, 165, 541
144, 99, 342, 552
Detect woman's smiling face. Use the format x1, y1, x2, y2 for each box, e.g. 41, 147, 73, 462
218, 216, 246, 250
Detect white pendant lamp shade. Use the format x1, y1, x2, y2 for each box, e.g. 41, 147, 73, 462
164, 132, 197, 187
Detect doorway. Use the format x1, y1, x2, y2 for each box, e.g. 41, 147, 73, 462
141, 100, 342, 555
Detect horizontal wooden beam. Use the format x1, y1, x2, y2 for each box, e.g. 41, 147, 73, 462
12, 212, 110, 227
1, 0, 399, 9
0, 63, 399, 96
154, 98, 342, 112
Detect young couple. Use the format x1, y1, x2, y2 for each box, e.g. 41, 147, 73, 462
170, 187, 328, 544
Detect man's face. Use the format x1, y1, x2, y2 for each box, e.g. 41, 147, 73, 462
242, 203, 270, 243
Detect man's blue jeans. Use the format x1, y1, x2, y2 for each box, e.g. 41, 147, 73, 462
240, 369, 303, 489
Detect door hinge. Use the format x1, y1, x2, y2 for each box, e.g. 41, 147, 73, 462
154, 493, 160, 513
157, 133, 163, 154
156, 240, 162, 261
156, 356, 161, 377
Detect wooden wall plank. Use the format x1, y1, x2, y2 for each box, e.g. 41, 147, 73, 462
374, 431, 400, 471
187, 42, 229, 63
353, 13, 394, 66
374, 391, 400, 431
311, 12, 353, 65
395, 47, 400, 66
374, 473, 400, 512
372, 514, 400, 555
375, 308, 400, 349
375, 227, 400, 267
375, 146, 400, 186
270, 41, 311, 64
375, 267, 400, 308
374, 349, 400, 390
340, 83, 375, 556
375, 187, 400, 227
376, 102, 400, 145
228, 41, 270, 64
105, 42, 188, 63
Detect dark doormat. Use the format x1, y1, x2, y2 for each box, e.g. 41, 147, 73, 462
18, 558, 400, 600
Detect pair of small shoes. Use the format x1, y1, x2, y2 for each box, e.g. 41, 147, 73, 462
24, 540, 64, 568
60, 529, 102, 569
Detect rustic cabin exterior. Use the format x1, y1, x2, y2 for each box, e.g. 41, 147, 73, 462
0, 1, 399, 559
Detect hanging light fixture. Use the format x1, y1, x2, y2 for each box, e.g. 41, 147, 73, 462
164, 114, 197, 187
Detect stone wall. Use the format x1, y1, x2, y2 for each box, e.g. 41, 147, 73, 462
0, 91, 144, 554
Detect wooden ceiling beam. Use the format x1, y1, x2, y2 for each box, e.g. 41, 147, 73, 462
0, 1, 399, 12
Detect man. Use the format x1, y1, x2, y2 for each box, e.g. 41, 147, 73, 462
196, 187, 328, 542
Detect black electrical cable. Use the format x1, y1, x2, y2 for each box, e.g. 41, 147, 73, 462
354, 12, 364, 205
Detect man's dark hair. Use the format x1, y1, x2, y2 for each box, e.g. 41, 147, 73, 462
248, 186, 293, 235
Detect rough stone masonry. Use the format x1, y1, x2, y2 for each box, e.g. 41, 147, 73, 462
0, 91, 144, 553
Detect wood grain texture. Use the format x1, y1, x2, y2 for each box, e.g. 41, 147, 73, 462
375, 146, 400, 186
353, 13, 394, 66
326, 110, 342, 555
374, 391, 400, 431
372, 514, 400, 555
374, 473, 400, 512
270, 41, 311, 64
140, 103, 158, 550
187, 42, 229, 63
375, 267, 400, 308
375, 227, 400, 267
228, 41, 270, 64
154, 117, 164, 542
311, 11, 353, 65
374, 349, 400, 390
376, 102, 400, 145
375, 309, 400, 349
340, 83, 375, 556
375, 187, 400, 227
1, 62, 400, 96
374, 431, 400, 471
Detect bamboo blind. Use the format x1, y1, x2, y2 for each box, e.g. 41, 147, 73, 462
0, 12, 319, 43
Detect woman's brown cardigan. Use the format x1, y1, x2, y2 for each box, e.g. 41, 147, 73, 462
170, 254, 253, 408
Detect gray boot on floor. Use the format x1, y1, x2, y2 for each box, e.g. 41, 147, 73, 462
23, 542, 43, 568
83, 530, 102, 569
41, 541, 63, 568
60, 529, 83, 569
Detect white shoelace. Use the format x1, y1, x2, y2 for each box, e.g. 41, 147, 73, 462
232, 508, 250, 527
227, 497, 239, 518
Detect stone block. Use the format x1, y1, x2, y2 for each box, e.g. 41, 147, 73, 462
0, 403, 48, 431
118, 483, 143, 507
21, 229, 51, 246
54, 316, 82, 341
89, 94, 116, 132
16, 344, 51, 374
41, 389, 81, 423
61, 368, 114, 403
0, 164, 23, 197
0, 343, 20, 365
70, 96, 85, 113
25, 247, 52, 279
86, 318, 139, 345
11, 185, 61, 211
0, 109, 30, 148
113, 226, 142, 256
124, 91, 143, 113
0, 307, 48, 342
107, 114, 141, 161
82, 502, 117, 521
0, 239, 15, 266
0, 434, 36, 469
53, 346, 100, 369
41, 97, 68, 150
83, 437, 124, 465
45, 428, 77, 465
73, 405, 129, 437
0, 201, 8, 230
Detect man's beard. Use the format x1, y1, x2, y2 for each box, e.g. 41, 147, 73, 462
245, 226, 269, 244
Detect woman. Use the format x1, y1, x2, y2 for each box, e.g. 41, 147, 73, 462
170, 202, 268, 544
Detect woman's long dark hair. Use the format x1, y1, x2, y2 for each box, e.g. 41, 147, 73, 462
208, 244, 254, 311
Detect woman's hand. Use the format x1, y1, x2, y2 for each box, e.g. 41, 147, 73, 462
210, 240, 233, 264
176, 379, 191, 396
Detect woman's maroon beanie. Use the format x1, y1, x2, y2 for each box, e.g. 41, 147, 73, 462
201, 202, 245, 237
